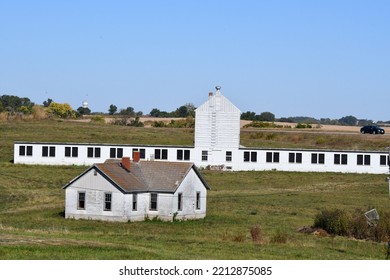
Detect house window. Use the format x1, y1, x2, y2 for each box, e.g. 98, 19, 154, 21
177, 149, 190, 161
202, 150, 208, 161
78, 192, 86, 210
311, 153, 325, 164
132, 194, 137, 211
380, 155, 389, 166
334, 154, 348, 165
65, 147, 78, 158
87, 147, 101, 158
132, 148, 145, 159
150, 193, 158, 211
155, 149, 168, 160
266, 152, 280, 163
357, 154, 371, 166
42, 146, 56, 157
104, 193, 112, 211
19, 145, 33, 156
289, 153, 302, 163
196, 192, 201, 210
178, 193, 183, 211
226, 151, 232, 162
110, 147, 123, 158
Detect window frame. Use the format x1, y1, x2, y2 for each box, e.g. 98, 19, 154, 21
196, 192, 201, 210
132, 193, 137, 211
104, 193, 112, 211
150, 193, 158, 211
177, 193, 183, 211
201, 150, 208, 161
77, 192, 86, 210
226, 151, 232, 162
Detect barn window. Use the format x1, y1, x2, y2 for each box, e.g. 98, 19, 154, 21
65, 147, 78, 158
132, 194, 137, 211
334, 154, 348, 165
226, 151, 232, 162
19, 145, 33, 156
289, 153, 302, 163
132, 148, 146, 159
243, 151, 257, 162
155, 149, 168, 160
196, 192, 201, 210
244, 151, 250, 162
380, 155, 389, 166
150, 193, 158, 211
177, 149, 190, 161
78, 192, 86, 210
251, 152, 257, 162
178, 193, 183, 211
266, 152, 280, 163
357, 154, 371, 166
104, 193, 112, 211
110, 148, 123, 158
42, 146, 55, 157
311, 153, 325, 164
201, 150, 208, 161
87, 147, 101, 158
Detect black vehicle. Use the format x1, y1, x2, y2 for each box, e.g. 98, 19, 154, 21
360, 125, 385, 134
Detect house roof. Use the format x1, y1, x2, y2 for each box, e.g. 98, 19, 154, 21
63, 160, 210, 194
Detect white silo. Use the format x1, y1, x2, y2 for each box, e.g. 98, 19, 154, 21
194, 86, 241, 152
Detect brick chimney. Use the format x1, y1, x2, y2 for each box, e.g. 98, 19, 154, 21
121, 157, 131, 172
133, 151, 141, 163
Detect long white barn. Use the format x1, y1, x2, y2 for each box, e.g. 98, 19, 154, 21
13, 86, 390, 174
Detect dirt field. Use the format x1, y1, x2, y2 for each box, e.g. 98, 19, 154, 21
81, 116, 374, 133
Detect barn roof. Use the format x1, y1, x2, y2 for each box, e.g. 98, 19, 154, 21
63, 159, 210, 194
195, 89, 240, 113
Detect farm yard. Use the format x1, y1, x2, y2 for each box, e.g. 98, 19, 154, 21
1, 120, 390, 259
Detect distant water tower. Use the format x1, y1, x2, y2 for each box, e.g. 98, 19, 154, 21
82, 100, 89, 108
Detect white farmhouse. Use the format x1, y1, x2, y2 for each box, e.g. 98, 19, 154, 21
63, 154, 210, 222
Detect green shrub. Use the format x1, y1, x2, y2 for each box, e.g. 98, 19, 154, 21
314, 209, 350, 236
295, 123, 312, 129
90, 115, 105, 123
314, 208, 390, 242
374, 211, 390, 242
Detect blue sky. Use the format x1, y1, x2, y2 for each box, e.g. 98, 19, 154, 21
1, 0, 389, 120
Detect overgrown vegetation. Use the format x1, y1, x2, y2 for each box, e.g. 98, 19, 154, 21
313, 208, 390, 242
151, 117, 195, 128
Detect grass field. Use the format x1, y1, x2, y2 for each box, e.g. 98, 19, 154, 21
1, 120, 390, 259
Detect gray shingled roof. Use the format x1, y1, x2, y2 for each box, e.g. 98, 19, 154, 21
65, 159, 210, 193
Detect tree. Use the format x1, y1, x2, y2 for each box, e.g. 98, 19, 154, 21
257, 112, 275, 122
43, 98, 53, 107
175, 105, 189, 118
241, 111, 256, 120
47, 102, 77, 119
119, 107, 135, 116
338, 115, 358, 126
150, 108, 161, 117
77, 106, 91, 115
108, 104, 117, 115
0, 95, 34, 114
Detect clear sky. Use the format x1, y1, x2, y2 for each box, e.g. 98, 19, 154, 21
1, 0, 389, 120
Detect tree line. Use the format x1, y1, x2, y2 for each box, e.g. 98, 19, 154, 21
241, 110, 390, 126
1, 94, 388, 125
